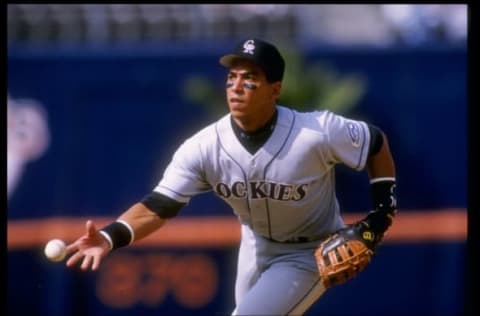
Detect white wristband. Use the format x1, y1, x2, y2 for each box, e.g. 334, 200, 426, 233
99, 230, 113, 250
370, 177, 396, 184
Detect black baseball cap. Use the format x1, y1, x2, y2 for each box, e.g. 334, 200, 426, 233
219, 38, 285, 83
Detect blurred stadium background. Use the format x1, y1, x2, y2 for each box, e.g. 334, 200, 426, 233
7, 4, 468, 316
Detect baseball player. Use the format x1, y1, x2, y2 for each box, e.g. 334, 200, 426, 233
65, 38, 397, 315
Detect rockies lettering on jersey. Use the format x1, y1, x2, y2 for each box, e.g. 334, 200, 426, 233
215, 181, 308, 201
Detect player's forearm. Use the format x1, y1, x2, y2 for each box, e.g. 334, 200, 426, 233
99, 202, 167, 250
363, 132, 397, 236
366, 132, 395, 179
117, 202, 168, 242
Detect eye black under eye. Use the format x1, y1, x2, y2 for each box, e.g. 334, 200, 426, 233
243, 83, 257, 89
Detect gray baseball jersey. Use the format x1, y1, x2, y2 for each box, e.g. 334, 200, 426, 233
154, 105, 371, 314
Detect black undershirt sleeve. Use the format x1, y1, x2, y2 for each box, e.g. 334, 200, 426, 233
367, 124, 384, 158
141, 191, 186, 219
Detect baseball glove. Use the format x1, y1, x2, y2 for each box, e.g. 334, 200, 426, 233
314, 221, 380, 288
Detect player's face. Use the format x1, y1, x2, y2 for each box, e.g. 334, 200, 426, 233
226, 60, 281, 131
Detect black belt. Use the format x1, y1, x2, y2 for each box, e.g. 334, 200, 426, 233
267, 235, 325, 244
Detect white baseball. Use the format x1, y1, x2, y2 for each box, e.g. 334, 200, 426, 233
44, 239, 67, 262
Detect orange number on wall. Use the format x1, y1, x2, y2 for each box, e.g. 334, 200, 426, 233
95, 251, 219, 309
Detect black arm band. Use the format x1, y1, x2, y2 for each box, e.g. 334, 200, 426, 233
99, 221, 134, 251
367, 124, 384, 158
364, 178, 397, 234
141, 191, 185, 219
370, 178, 397, 212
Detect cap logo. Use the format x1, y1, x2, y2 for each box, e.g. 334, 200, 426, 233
242, 40, 255, 55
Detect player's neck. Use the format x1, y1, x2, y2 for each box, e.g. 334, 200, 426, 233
230, 109, 278, 155
232, 108, 277, 133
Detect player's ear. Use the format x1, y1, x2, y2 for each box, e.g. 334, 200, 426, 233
271, 81, 282, 99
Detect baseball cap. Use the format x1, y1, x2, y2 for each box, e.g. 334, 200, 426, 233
219, 38, 285, 83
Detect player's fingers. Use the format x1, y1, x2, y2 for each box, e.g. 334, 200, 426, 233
81, 255, 93, 271
66, 251, 85, 267
91, 255, 102, 271
65, 243, 77, 256
65, 236, 89, 254
86, 220, 97, 237
65, 243, 77, 253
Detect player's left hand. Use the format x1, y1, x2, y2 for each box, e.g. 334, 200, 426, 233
65, 220, 111, 271
314, 221, 379, 288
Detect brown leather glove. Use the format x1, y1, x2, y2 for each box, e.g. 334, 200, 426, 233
314, 221, 379, 288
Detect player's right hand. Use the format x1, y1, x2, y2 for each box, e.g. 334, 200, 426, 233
65, 220, 111, 271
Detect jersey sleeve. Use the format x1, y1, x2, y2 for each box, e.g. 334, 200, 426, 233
153, 137, 211, 203
324, 111, 371, 170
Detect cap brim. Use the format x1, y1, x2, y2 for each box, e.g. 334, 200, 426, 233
219, 54, 255, 67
